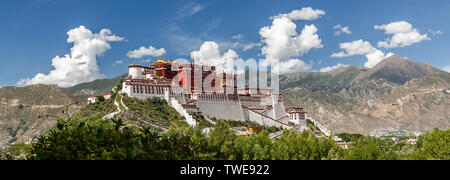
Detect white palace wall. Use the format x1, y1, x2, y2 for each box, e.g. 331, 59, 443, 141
196, 94, 246, 121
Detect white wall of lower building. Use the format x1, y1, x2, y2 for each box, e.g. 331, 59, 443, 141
129, 67, 145, 79
87, 97, 98, 104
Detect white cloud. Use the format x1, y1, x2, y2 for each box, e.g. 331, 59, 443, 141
331, 39, 393, 68
232, 34, 244, 39
443, 65, 450, 73
228, 42, 262, 52
177, 2, 204, 18
126, 46, 166, 59
229, 34, 262, 51
331, 40, 376, 57
260, 17, 323, 61
272, 58, 313, 73
428, 29, 444, 36
191, 41, 239, 72
271, 7, 326, 21
375, 21, 430, 48
112, 60, 124, 66
17, 25, 123, 88
320, 63, 348, 72
365, 51, 394, 68
243, 43, 262, 51
141, 59, 151, 63
259, 10, 323, 74
334, 25, 351, 36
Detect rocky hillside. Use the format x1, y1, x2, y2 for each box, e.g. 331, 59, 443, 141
280, 66, 366, 94
329, 72, 450, 134
0, 85, 84, 148
282, 55, 449, 135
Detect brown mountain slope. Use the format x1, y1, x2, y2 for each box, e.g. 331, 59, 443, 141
0, 85, 84, 148
282, 88, 357, 129
282, 55, 449, 135
329, 72, 450, 134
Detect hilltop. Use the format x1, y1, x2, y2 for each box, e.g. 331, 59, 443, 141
353, 55, 443, 84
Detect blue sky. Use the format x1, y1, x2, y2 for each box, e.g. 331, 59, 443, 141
0, 0, 449, 87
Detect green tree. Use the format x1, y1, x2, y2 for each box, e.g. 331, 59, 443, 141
415, 128, 449, 160
97, 96, 105, 102
344, 136, 399, 160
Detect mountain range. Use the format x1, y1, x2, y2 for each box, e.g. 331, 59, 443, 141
281, 55, 449, 134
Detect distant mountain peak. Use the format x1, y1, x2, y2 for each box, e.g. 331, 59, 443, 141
354, 54, 441, 84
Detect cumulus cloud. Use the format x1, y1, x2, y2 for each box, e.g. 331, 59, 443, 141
334, 25, 351, 36
331, 39, 393, 68
259, 9, 323, 74
126, 46, 166, 59
260, 17, 323, 61
320, 63, 348, 72
375, 21, 430, 48
271, 7, 326, 21
17, 25, 123, 88
331, 40, 376, 57
191, 41, 239, 72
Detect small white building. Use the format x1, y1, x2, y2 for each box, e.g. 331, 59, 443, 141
103, 94, 113, 100
87, 94, 112, 104
87, 96, 98, 104
285, 107, 307, 125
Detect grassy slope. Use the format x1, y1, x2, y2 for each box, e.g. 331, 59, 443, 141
121, 95, 187, 128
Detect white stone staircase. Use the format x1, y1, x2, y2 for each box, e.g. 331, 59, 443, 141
103, 89, 121, 120
170, 98, 197, 127
201, 113, 216, 125
309, 118, 331, 137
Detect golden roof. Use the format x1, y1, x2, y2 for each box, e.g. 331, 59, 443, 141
155, 58, 180, 64
156, 58, 167, 64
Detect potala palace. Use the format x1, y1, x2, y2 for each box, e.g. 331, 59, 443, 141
119, 59, 307, 129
